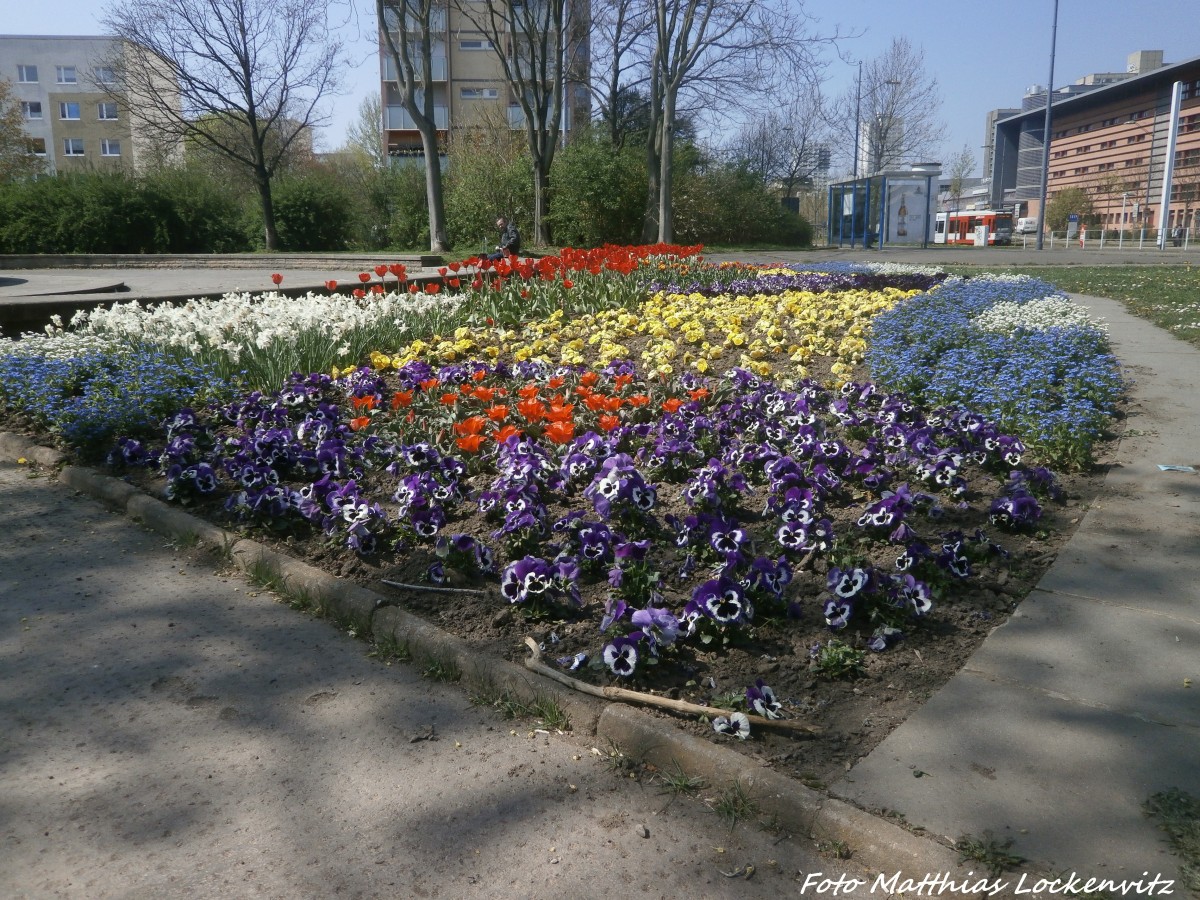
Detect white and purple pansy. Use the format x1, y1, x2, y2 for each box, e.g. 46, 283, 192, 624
602, 633, 642, 677
823, 597, 854, 630
712, 711, 751, 739
745, 679, 783, 719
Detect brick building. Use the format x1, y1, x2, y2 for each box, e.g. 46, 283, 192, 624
991, 51, 1200, 234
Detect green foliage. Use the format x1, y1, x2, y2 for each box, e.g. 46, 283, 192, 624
1144, 788, 1200, 891
444, 123, 533, 251
0, 171, 248, 253
1044, 186, 1096, 232
955, 831, 1026, 876
548, 127, 647, 246
383, 160, 433, 250
810, 639, 866, 680
672, 164, 812, 247
249, 172, 355, 251
143, 168, 247, 252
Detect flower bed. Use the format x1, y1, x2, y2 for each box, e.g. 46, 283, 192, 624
866, 274, 1124, 469
0, 253, 1122, 776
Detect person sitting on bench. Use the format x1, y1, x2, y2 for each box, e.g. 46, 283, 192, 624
488, 216, 520, 261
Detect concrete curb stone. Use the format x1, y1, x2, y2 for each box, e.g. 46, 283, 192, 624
1, 431, 1016, 883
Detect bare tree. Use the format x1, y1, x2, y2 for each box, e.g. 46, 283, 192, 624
944, 143, 975, 214
453, 0, 585, 246
725, 89, 831, 199
346, 94, 387, 170
378, 0, 450, 251
101, 0, 345, 250
646, 0, 838, 242
590, 0, 654, 149
837, 37, 943, 176
0, 79, 45, 182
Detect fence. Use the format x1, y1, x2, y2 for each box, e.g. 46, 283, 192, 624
1016, 227, 1193, 251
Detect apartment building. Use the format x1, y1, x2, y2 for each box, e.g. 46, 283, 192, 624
990, 50, 1200, 233
2, 35, 184, 175
379, 2, 589, 160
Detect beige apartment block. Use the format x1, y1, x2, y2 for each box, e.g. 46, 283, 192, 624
379, 2, 589, 160
1, 34, 180, 174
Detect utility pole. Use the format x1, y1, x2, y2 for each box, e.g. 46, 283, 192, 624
1035, 0, 1059, 251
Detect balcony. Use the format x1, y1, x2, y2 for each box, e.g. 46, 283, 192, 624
386, 104, 449, 131
383, 55, 447, 83
382, 7, 447, 33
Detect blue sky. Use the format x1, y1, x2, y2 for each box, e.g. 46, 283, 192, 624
5, 0, 1197, 174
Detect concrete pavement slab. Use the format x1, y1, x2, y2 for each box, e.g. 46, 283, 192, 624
831, 671, 1197, 882
964, 588, 1200, 728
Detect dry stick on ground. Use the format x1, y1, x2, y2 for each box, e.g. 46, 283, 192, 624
522, 637, 822, 735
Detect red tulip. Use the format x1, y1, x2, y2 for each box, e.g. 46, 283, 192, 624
325, 280, 338, 292
271, 273, 283, 286
358, 272, 371, 284
389, 263, 406, 278
374, 264, 388, 277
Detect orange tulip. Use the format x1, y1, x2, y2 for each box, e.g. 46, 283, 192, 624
349, 415, 371, 431
598, 414, 621, 432
419, 378, 440, 391
517, 385, 540, 400
453, 416, 487, 437
544, 420, 575, 444
473, 386, 496, 402
493, 424, 522, 443
662, 398, 684, 413
580, 371, 599, 387
391, 391, 413, 409
455, 434, 486, 453
441, 393, 459, 406
516, 397, 547, 422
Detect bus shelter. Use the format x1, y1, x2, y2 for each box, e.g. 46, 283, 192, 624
828, 163, 941, 250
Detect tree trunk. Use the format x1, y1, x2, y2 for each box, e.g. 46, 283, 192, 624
656, 89, 676, 244
256, 167, 279, 251
417, 123, 449, 252
533, 160, 552, 246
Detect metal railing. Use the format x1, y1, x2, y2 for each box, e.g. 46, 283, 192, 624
1016, 228, 1193, 251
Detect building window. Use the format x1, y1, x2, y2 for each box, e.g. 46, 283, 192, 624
94, 66, 116, 84
458, 39, 495, 51
56, 65, 77, 84
21, 101, 43, 120
460, 87, 499, 100
59, 102, 80, 120
101, 138, 122, 157
29, 137, 46, 156
63, 138, 84, 157
17, 64, 38, 82
98, 102, 119, 121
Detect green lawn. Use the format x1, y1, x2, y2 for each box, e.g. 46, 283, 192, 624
946, 265, 1200, 350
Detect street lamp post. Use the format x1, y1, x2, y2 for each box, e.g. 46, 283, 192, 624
1120, 191, 1129, 248
1035, 0, 1060, 251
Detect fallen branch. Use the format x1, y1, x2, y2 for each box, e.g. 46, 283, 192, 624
381, 579, 487, 596
522, 637, 821, 735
